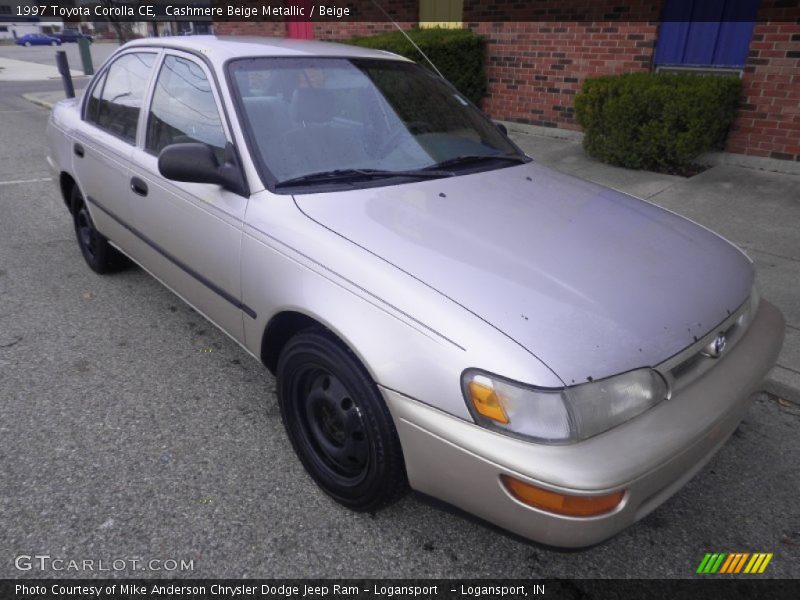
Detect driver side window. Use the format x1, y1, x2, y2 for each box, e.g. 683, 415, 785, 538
146, 55, 227, 163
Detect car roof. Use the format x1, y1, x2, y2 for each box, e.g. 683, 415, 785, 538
123, 35, 410, 63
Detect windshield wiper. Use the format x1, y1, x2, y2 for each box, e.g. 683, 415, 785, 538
425, 154, 529, 171
276, 168, 453, 188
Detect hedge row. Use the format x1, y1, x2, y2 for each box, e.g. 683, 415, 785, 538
574, 72, 741, 171
348, 28, 487, 106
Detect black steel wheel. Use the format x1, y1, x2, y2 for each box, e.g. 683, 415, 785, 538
277, 329, 407, 511
71, 186, 127, 274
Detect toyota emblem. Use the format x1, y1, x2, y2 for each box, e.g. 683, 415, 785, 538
702, 333, 727, 358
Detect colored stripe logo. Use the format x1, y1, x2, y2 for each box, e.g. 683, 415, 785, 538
696, 552, 773, 574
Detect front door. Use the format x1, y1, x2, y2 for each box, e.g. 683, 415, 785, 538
127, 51, 249, 343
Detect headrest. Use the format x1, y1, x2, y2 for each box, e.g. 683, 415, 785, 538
290, 88, 335, 124
242, 97, 290, 133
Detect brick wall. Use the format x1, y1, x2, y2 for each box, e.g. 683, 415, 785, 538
214, 21, 286, 36
314, 22, 413, 40
214, 20, 411, 40
469, 20, 660, 130
725, 1, 800, 161
315, 0, 417, 39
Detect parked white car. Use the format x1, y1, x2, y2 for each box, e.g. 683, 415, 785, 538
46, 36, 784, 547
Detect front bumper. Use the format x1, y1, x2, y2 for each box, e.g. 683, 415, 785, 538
382, 300, 784, 548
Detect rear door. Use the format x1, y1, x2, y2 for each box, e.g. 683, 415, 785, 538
72, 50, 158, 246
127, 50, 249, 343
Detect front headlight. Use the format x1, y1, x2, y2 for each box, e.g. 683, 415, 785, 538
462, 368, 668, 444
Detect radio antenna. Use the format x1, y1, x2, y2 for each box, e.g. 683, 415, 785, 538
369, 0, 446, 80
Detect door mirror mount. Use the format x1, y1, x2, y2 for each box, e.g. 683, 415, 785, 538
158, 142, 249, 197
218, 142, 249, 197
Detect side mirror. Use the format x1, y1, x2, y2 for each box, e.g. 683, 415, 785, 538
495, 121, 508, 136
158, 142, 248, 197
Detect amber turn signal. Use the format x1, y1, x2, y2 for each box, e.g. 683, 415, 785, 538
468, 381, 509, 424
501, 475, 624, 517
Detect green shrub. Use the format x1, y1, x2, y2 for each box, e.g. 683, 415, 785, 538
348, 28, 487, 106
574, 72, 741, 171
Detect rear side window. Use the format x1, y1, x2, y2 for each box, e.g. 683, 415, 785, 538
88, 52, 156, 143
146, 55, 227, 162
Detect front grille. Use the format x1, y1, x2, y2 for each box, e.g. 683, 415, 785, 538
656, 289, 758, 396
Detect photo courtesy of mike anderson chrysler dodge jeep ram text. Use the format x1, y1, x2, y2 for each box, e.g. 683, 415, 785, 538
46, 36, 785, 547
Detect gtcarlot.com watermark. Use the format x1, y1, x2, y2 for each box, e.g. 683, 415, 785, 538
15, 554, 194, 573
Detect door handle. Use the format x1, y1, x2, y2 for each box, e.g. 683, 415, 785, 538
73, 143, 84, 158
130, 177, 148, 197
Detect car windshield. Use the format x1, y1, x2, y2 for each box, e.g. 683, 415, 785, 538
229, 57, 526, 190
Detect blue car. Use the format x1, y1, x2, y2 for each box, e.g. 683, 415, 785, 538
15, 33, 62, 47
55, 29, 93, 44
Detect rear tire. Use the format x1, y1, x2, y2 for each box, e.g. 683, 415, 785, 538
24, 42, 31, 47
277, 329, 408, 511
51, 41, 57, 46
71, 186, 127, 274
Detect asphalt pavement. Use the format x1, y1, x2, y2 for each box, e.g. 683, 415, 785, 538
1, 79, 799, 579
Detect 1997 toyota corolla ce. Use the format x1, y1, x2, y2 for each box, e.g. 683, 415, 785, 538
47, 37, 785, 547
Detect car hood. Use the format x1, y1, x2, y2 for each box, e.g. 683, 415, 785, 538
293, 162, 753, 385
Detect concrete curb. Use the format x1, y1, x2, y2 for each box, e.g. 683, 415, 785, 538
21, 93, 56, 110
765, 372, 800, 405
699, 151, 800, 177
499, 120, 585, 142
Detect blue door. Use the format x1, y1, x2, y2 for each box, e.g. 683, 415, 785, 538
655, 0, 761, 68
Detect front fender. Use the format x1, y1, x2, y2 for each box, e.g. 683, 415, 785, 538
241, 191, 563, 421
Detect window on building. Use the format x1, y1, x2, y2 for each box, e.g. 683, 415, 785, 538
655, 0, 761, 69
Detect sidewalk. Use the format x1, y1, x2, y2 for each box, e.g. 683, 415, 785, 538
0, 57, 82, 81
23, 90, 800, 402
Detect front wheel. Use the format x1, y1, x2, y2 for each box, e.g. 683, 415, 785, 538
277, 330, 408, 511
51, 41, 57, 46
24, 42, 31, 47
